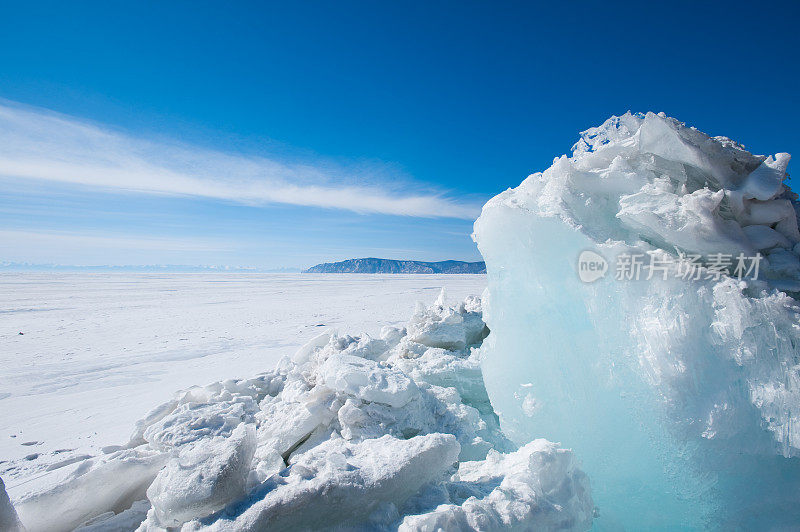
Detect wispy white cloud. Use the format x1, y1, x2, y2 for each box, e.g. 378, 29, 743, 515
0, 101, 479, 219
0, 229, 231, 253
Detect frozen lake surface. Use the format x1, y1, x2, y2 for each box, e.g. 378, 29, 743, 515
0, 273, 485, 494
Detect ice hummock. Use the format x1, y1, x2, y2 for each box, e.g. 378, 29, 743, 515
6, 292, 593, 531
474, 112, 800, 529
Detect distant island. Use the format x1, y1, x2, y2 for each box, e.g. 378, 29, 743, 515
304, 258, 486, 274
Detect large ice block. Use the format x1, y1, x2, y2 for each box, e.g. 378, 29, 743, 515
474, 112, 800, 529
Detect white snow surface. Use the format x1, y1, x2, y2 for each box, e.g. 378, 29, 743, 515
0, 273, 484, 486
474, 112, 800, 529
2, 277, 593, 531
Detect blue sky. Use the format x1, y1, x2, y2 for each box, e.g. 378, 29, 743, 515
1, 1, 798, 268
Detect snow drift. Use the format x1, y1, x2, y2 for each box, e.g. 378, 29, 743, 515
6, 293, 593, 531
474, 112, 800, 529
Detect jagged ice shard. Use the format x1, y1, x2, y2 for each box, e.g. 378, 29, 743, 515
474, 112, 800, 529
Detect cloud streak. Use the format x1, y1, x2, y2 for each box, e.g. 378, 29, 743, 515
0, 229, 232, 253
0, 101, 479, 219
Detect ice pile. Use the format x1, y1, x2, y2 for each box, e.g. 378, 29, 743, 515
474, 112, 800, 529
6, 292, 593, 531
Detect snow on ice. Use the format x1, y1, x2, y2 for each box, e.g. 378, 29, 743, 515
474, 112, 800, 529
4, 292, 593, 531
0, 274, 486, 484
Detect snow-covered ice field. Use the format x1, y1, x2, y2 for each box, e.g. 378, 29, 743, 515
0, 273, 486, 495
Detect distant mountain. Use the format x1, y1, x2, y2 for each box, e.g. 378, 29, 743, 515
303, 258, 486, 274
